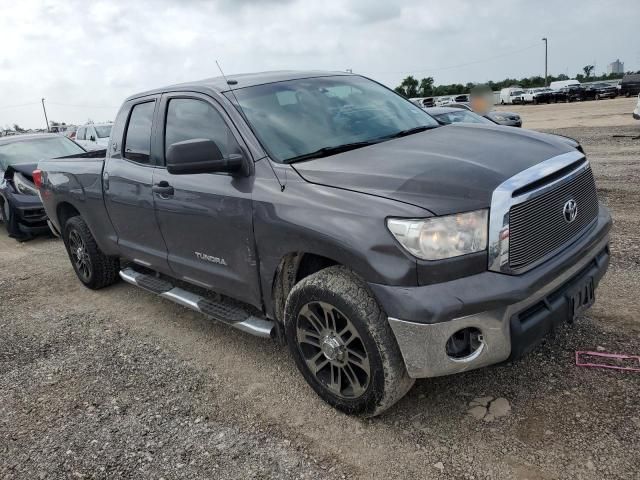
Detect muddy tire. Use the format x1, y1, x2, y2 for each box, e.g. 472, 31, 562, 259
284, 266, 414, 416
63, 216, 119, 289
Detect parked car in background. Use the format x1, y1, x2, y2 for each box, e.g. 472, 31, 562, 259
485, 110, 522, 127
583, 83, 617, 100
410, 97, 435, 108
558, 85, 585, 102
435, 96, 453, 106
633, 94, 640, 120
450, 94, 469, 103
75, 122, 113, 151
549, 79, 581, 90
442, 103, 522, 127
499, 88, 524, 105
425, 107, 495, 125
0, 134, 86, 240
522, 88, 552, 104
548, 89, 569, 103
619, 74, 640, 97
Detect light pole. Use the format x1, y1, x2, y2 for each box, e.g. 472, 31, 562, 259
542, 37, 548, 87
41, 98, 50, 132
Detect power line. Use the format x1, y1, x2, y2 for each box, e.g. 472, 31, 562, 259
47, 101, 120, 109
0, 102, 40, 110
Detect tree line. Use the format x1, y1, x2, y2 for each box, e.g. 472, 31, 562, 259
394, 68, 634, 98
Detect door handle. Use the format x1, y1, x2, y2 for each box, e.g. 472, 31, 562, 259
152, 181, 174, 196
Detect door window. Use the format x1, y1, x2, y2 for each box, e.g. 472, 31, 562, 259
164, 98, 240, 160
124, 101, 155, 164
86, 127, 95, 141
76, 127, 86, 141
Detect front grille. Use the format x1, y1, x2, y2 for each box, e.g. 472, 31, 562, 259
509, 167, 598, 270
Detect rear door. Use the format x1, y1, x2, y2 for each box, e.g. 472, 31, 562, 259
152, 92, 261, 306
103, 96, 169, 271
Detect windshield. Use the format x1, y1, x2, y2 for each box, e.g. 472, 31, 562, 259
227, 75, 439, 163
0, 136, 85, 169
433, 110, 493, 125
95, 125, 112, 138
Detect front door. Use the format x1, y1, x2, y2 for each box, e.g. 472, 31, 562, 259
104, 98, 169, 272
152, 93, 261, 307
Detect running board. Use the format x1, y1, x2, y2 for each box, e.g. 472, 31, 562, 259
119, 267, 274, 338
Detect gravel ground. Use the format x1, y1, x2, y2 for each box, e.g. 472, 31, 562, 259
1, 116, 639, 479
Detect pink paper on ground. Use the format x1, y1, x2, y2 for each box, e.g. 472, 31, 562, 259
575, 351, 640, 372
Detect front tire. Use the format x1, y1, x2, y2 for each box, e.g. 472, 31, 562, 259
63, 216, 119, 289
284, 266, 414, 416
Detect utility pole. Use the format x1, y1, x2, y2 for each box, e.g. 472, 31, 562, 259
41, 98, 50, 132
542, 37, 548, 86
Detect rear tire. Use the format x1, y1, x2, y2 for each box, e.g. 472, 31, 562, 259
284, 266, 414, 416
63, 216, 119, 289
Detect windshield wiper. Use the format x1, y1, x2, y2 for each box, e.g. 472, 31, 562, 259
384, 125, 438, 140
284, 140, 378, 163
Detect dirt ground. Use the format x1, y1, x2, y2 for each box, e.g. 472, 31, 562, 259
495, 96, 639, 129
1, 104, 639, 479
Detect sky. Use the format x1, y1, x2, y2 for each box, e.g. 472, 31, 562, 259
1, 0, 639, 129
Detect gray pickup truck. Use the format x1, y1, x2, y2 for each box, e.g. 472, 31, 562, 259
36, 71, 611, 416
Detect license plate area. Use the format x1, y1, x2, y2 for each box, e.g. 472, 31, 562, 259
567, 276, 595, 321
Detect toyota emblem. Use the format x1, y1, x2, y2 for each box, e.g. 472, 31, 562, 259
563, 199, 578, 223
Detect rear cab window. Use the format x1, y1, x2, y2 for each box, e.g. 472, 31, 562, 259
124, 102, 155, 164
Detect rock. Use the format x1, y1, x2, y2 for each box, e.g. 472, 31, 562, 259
488, 398, 511, 419
596, 346, 606, 352
468, 406, 487, 420
433, 462, 444, 472
469, 396, 494, 407
586, 460, 595, 471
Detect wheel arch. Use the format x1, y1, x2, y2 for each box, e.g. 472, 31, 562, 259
271, 252, 341, 325
56, 201, 81, 231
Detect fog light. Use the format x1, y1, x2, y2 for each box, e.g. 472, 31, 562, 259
446, 327, 484, 360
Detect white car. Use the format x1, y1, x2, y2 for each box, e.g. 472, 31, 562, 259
75, 123, 112, 151
434, 96, 452, 106
633, 94, 640, 120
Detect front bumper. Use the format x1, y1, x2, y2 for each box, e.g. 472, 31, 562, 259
372, 206, 611, 378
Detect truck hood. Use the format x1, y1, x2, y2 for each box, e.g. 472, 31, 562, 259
291, 124, 578, 215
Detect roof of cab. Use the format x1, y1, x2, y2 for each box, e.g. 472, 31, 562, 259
126, 70, 353, 102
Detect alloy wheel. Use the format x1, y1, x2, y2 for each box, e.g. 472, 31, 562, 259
295, 301, 371, 399
68, 229, 92, 281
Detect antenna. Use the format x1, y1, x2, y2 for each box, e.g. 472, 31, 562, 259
216, 60, 285, 192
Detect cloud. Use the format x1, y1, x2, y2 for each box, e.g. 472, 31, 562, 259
1, 0, 638, 128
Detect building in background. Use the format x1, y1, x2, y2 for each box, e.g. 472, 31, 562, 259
608, 59, 624, 74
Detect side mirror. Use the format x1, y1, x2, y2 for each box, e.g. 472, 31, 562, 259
166, 138, 244, 175
90, 135, 96, 141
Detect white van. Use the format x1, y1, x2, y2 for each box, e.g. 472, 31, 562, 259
75, 123, 113, 151
499, 88, 525, 105
549, 79, 581, 90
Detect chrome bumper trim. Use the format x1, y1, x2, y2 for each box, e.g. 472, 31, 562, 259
389, 234, 609, 379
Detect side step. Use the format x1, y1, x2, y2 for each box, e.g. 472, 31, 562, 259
119, 267, 274, 338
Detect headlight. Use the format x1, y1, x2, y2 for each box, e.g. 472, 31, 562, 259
12, 172, 38, 196
387, 210, 488, 260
